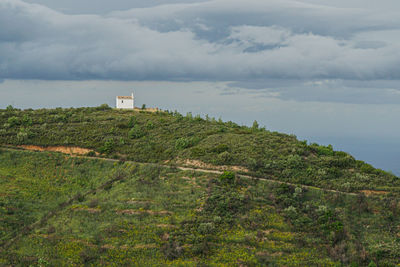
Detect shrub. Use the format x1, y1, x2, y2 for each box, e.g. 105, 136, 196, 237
217, 151, 232, 164
198, 222, 215, 235
6, 105, 15, 111
252, 120, 259, 130
284, 205, 297, 219
286, 154, 304, 169
146, 121, 154, 129
360, 163, 375, 174
128, 116, 136, 128
96, 104, 111, 110
212, 143, 229, 153
100, 139, 115, 154
85, 151, 96, 157
7, 116, 20, 127
16, 128, 30, 143
310, 143, 334, 156
22, 114, 32, 126
128, 125, 145, 139
175, 137, 190, 150
219, 171, 235, 183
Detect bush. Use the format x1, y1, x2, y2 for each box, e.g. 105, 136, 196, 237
175, 137, 190, 150
85, 151, 96, 157
212, 143, 229, 153
8, 116, 20, 127
100, 139, 115, 154
128, 125, 145, 139
96, 104, 111, 110
311, 143, 334, 156
286, 154, 304, 169
219, 171, 235, 183
16, 128, 32, 143
128, 116, 136, 128
252, 120, 259, 130
146, 121, 154, 129
217, 151, 232, 164
22, 114, 32, 126
360, 163, 375, 174
6, 105, 15, 111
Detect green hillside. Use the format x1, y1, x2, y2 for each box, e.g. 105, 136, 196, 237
0, 106, 399, 266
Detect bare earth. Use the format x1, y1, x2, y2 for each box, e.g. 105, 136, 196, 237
18, 145, 98, 155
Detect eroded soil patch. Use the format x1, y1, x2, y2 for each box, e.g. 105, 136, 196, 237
360, 190, 389, 196
18, 145, 98, 156
178, 158, 249, 173
116, 209, 172, 215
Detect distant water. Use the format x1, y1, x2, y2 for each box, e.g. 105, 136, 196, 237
303, 136, 400, 177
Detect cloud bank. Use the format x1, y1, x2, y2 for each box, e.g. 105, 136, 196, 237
1, 0, 400, 81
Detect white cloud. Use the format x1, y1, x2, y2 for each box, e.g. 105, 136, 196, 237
1, 0, 400, 82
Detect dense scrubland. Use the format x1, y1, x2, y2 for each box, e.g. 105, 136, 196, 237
0, 105, 399, 192
0, 105, 399, 266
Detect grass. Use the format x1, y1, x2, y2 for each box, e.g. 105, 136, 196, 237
0, 106, 399, 194
0, 149, 399, 266
0, 105, 399, 266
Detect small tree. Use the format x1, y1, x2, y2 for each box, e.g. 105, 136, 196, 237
252, 120, 259, 130
175, 137, 190, 150
101, 139, 115, 154
6, 105, 15, 111
219, 171, 235, 183
128, 125, 145, 139
8, 116, 20, 127
128, 116, 136, 128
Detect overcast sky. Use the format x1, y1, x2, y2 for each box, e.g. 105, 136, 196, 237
0, 0, 400, 174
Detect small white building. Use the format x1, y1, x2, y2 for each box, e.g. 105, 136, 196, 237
116, 93, 134, 109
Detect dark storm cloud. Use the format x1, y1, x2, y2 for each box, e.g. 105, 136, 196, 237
1, 0, 400, 81
23, 0, 210, 14
229, 79, 400, 104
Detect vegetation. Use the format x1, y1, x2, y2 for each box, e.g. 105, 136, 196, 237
0, 106, 398, 193
0, 106, 399, 266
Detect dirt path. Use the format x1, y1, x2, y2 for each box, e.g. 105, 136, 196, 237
0, 145, 364, 197
178, 166, 360, 196
0, 145, 389, 251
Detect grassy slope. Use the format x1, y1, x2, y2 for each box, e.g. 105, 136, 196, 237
1, 150, 399, 266
0, 106, 399, 266
0, 150, 337, 266
0, 106, 399, 193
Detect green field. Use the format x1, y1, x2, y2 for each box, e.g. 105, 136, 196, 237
0, 106, 399, 193
0, 106, 399, 266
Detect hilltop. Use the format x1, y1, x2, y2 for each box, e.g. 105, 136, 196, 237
0, 105, 399, 266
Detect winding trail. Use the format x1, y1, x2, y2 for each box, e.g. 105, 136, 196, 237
0, 144, 390, 251
0, 145, 362, 196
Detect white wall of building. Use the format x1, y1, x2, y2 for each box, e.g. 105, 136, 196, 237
116, 93, 134, 109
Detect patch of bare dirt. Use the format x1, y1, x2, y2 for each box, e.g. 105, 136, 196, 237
161, 233, 170, 241
18, 145, 98, 156
73, 207, 101, 213
360, 190, 389, 196
116, 209, 172, 215
102, 243, 157, 250
256, 251, 283, 257
126, 200, 153, 205
134, 107, 160, 113
133, 244, 158, 249
101, 244, 116, 250
178, 159, 249, 173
